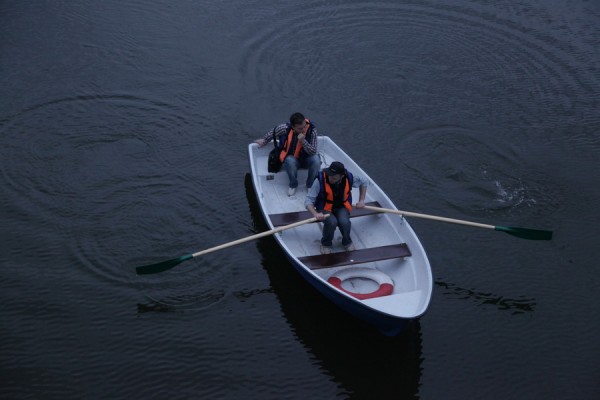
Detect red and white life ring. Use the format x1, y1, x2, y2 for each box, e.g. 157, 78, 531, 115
327, 267, 394, 300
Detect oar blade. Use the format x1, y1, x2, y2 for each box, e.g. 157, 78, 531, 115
135, 254, 193, 275
495, 226, 553, 240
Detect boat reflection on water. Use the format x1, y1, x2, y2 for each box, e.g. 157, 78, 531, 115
245, 173, 423, 398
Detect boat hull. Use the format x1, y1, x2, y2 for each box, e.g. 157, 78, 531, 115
248, 136, 432, 335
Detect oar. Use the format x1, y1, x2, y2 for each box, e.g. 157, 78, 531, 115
135, 216, 320, 275
363, 205, 552, 240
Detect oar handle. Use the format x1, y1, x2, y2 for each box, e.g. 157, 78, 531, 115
363, 205, 495, 230
191, 216, 319, 258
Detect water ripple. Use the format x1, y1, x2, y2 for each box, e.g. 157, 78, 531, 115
436, 280, 536, 314
386, 125, 564, 219
0, 93, 239, 288
238, 1, 599, 143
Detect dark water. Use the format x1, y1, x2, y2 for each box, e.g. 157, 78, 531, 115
1, 1, 599, 398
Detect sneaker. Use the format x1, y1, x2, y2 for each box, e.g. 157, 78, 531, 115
320, 245, 332, 255
344, 243, 355, 252
288, 187, 296, 196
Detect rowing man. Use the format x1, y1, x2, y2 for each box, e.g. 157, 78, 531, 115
305, 161, 369, 254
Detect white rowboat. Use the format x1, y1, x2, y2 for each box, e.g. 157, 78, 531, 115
248, 136, 433, 336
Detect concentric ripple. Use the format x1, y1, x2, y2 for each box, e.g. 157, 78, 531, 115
238, 1, 599, 149
0, 94, 237, 297
389, 125, 565, 218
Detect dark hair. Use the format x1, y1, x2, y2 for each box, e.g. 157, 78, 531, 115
289, 112, 305, 126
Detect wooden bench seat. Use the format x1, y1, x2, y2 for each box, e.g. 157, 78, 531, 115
269, 201, 382, 227
298, 243, 411, 270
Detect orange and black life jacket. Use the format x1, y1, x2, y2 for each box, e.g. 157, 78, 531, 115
278, 119, 312, 162
315, 170, 354, 213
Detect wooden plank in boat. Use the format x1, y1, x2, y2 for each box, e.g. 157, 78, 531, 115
298, 243, 411, 270
269, 201, 382, 227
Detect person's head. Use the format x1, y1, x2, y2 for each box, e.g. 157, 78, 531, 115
326, 161, 346, 183
289, 112, 307, 134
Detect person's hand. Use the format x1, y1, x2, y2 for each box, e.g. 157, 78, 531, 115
254, 138, 266, 147
298, 133, 305, 142
315, 212, 326, 221
355, 201, 365, 209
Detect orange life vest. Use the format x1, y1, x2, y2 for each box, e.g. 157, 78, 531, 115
321, 171, 352, 213
279, 119, 310, 162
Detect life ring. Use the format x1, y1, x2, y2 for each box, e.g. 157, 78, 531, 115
327, 267, 394, 300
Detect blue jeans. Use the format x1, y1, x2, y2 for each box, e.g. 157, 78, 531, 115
321, 207, 352, 247
283, 154, 321, 188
